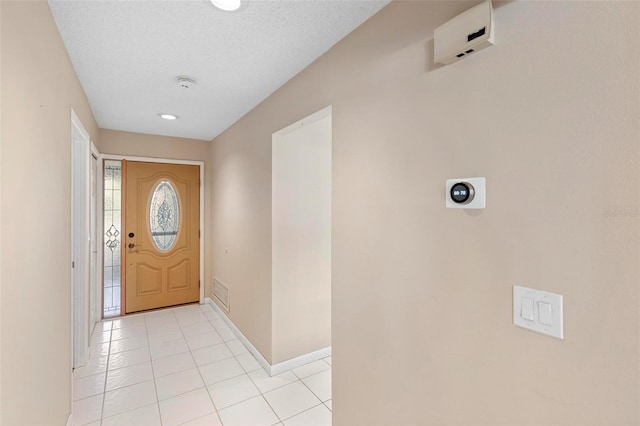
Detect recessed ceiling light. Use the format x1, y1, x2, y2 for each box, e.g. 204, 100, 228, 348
159, 113, 179, 120
209, 0, 242, 12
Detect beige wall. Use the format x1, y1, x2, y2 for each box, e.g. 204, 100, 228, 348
98, 129, 213, 312
211, 1, 639, 424
97, 129, 210, 162
0, 1, 99, 424
272, 110, 331, 363
210, 115, 274, 361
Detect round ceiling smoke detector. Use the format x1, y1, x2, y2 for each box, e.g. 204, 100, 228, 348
176, 77, 196, 89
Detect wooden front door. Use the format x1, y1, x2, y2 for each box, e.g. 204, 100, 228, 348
124, 161, 200, 313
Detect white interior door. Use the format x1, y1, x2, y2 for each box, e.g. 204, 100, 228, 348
72, 110, 90, 368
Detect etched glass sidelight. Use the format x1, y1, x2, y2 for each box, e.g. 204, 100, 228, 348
103, 160, 122, 318
150, 181, 180, 251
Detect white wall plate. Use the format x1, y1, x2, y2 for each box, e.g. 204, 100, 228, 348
513, 285, 564, 339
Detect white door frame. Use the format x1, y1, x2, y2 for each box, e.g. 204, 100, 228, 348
101, 154, 206, 307
90, 143, 103, 330
71, 110, 91, 368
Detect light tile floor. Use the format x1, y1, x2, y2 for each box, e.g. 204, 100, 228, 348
73, 303, 332, 426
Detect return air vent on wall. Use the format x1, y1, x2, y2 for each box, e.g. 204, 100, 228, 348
213, 277, 230, 312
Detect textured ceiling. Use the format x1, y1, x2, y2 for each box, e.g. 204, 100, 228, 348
49, 0, 389, 141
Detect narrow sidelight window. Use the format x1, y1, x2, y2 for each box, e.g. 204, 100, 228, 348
104, 160, 122, 317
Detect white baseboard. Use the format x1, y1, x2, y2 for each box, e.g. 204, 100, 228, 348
205, 298, 331, 376
66, 413, 73, 426
270, 345, 332, 376
205, 298, 273, 374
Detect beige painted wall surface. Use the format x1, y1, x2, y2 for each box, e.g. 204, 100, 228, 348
272, 111, 331, 363
1, 1, 99, 424
98, 129, 213, 312
211, 118, 274, 362
97, 128, 210, 162
212, 1, 639, 424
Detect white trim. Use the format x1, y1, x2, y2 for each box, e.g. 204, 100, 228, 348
101, 154, 201, 166
71, 110, 90, 140
66, 413, 74, 426
270, 346, 332, 377
205, 298, 331, 376
89, 142, 102, 329
71, 109, 91, 370
273, 105, 332, 136
92, 146, 104, 323
205, 298, 272, 373
102, 154, 205, 305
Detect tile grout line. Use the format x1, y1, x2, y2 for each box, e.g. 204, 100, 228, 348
98, 323, 112, 426
195, 306, 227, 425
297, 366, 333, 403
252, 353, 331, 424
178, 307, 223, 426
149, 306, 223, 422
270, 370, 327, 424
221, 326, 316, 424
101, 307, 200, 423
202, 306, 259, 421
87, 305, 331, 426
297, 368, 333, 418
99, 316, 156, 424
146, 311, 163, 426
204, 306, 331, 423
212, 310, 271, 415
184, 305, 267, 421
71, 320, 111, 425
279, 401, 329, 425
260, 391, 285, 424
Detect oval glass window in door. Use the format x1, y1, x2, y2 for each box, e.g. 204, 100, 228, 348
149, 181, 180, 251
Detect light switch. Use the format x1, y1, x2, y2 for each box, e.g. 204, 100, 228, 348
521, 297, 534, 321
538, 302, 552, 326
513, 285, 563, 339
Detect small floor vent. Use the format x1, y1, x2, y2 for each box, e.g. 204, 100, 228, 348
213, 277, 230, 312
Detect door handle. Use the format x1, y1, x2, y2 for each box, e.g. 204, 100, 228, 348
128, 243, 141, 249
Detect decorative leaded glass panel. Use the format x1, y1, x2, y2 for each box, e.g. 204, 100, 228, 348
150, 181, 180, 251
104, 160, 122, 318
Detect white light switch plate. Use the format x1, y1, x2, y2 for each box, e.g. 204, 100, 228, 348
513, 285, 564, 339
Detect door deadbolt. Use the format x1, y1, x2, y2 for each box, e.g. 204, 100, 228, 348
128, 232, 135, 238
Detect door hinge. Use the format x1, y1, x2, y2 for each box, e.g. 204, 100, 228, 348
199, 230, 201, 238
199, 280, 201, 288
72, 261, 75, 269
